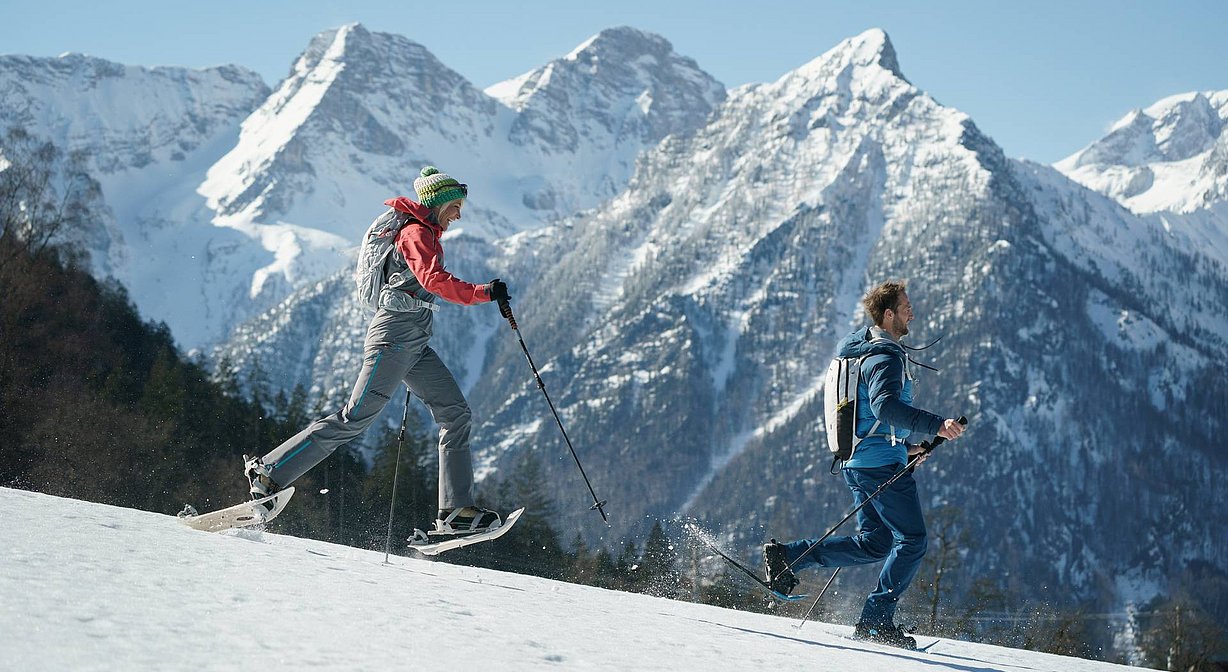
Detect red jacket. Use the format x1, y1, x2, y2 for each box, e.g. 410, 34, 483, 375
384, 197, 491, 306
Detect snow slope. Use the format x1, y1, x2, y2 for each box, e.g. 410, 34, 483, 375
0, 487, 1131, 672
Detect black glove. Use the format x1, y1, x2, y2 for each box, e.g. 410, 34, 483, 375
488, 279, 510, 303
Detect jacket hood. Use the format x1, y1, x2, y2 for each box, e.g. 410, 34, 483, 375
384, 197, 436, 227
836, 326, 906, 359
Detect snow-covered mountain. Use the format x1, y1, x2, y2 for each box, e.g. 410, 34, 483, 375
202, 23, 723, 243
1, 24, 723, 349
0, 487, 1140, 671
1055, 90, 1228, 214
212, 29, 1228, 625
488, 26, 726, 210
0, 52, 272, 344
5, 25, 1225, 627
1054, 89, 1228, 270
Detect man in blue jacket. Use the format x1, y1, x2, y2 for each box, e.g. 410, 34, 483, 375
765, 281, 965, 649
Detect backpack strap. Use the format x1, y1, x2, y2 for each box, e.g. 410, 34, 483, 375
858, 342, 907, 446
381, 214, 439, 307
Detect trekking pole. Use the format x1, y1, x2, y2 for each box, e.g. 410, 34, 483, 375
773, 417, 968, 585
383, 387, 413, 563
499, 300, 609, 523
794, 568, 841, 630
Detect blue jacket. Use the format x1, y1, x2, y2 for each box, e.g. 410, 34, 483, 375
837, 326, 946, 469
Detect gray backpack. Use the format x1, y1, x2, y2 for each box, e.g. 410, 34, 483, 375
354, 210, 408, 309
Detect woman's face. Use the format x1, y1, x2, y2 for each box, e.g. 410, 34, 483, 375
437, 199, 464, 231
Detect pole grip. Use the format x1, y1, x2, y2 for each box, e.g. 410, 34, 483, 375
921, 415, 968, 453
498, 299, 517, 329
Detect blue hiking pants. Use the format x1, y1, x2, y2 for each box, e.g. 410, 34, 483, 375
781, 464, 927, 628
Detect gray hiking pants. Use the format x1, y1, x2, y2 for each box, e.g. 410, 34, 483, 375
260, 307, 475, 510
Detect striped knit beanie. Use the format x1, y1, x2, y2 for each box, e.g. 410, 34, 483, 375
413, 166, 468, 208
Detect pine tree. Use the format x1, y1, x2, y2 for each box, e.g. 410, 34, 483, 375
358, 417, 433, 550
638, 520, 681, 598
140, 346, 188, 421
475, 452, 568, 578
566, 532, 600, 584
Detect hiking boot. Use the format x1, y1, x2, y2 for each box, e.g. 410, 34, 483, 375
852, 622, 917, 650
763, 539, 800, 595
434, 506, 502, 536
243, 454, 280, 506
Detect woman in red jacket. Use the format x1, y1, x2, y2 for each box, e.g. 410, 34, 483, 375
247, 166, 509, 535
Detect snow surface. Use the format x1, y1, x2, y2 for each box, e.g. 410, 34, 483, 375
1, 487, 1133, 671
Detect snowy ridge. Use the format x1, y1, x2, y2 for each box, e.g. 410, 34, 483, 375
1020, 160, 1227, 356
199, 25, 355, 218
0, 51, 272, 345
1055, 89, 1228, 213
0, 487, 1135, 671
485, 26, 726, 215
0, 52, 267, 175
0, 23, 724, 349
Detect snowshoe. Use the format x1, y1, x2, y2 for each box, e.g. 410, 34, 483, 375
852, 622, 917, 650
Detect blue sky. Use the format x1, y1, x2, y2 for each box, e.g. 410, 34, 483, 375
3, 0, 1226, 163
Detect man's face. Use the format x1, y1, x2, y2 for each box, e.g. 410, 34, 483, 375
437, 199, 464, 231
886, 292, 913, 338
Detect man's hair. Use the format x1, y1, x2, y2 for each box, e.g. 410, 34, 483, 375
862, 281, 908, 326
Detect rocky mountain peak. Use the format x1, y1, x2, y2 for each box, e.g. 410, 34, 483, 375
276, 22, 483, 117
1055, 89, 1228, 213
480, 26, 724, 216
790, 28, 906, 85
566, 25, 674, 60
488, 26, 724, 129
199, 22, 494, 227
850, 27, 904, 78
1144, 91, 1223, 162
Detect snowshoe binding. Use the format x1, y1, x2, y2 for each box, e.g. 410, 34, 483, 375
243, 455, 281, 511
431, 506, 502, 536
763, 539, 800, 596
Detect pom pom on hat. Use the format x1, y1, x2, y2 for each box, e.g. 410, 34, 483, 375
414, 166, 468, 208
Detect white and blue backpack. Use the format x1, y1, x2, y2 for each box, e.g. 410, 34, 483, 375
822, 338, 909, 471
